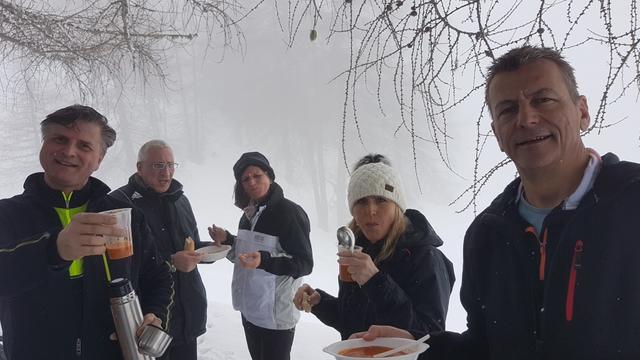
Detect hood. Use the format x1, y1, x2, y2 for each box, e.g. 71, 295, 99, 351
591, 152, 640, 200
402, 208, 444, 248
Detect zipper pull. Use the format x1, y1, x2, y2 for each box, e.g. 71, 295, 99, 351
565, 240, 584, 322
75, 337, 82, 357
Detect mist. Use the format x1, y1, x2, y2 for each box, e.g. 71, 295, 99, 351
1, 2, 639, 358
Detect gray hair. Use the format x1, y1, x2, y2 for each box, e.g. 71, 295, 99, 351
485, 45, 579, 110
41, 104, 116, 155
137, 139, 173, 162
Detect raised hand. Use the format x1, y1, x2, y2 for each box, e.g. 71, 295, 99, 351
57, 212, 125, 261
207, 224, 227, 246
337, 249, 379, 286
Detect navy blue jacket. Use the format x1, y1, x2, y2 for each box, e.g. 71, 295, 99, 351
0, 173, 173, 360
111, 175, 209, 344
426, 153, 640, 360
311, 209, 455, 339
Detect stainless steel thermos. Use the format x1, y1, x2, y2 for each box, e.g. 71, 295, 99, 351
109, 278, 154, 360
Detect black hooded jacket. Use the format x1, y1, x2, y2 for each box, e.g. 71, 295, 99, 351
111, 175, 210, 344
0, 173, 172, 360
311, 209, 455, 339
426, 153, 640, 360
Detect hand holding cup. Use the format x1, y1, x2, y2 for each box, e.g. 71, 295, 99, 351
338, 246, 379, 285
57, 212, 126, 261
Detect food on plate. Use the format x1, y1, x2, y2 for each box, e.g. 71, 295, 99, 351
338, 345, 411, 357
302, 292, 312, 312
184, 236, 195, 251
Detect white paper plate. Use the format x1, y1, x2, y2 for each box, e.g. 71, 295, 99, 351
323, 337, 428, 360
196, 245, 231, 263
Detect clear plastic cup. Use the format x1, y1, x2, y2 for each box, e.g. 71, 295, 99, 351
338, 245, 362, 282
100, 208, 133, 260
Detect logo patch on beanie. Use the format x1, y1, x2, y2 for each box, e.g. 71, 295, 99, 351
385, 184, 394, 192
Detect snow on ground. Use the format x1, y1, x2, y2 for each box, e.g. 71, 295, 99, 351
198, 301, 339, 360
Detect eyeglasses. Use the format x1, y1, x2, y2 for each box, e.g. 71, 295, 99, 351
150, 162, 179, 170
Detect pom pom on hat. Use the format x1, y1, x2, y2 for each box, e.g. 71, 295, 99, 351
347, 154, 406, 213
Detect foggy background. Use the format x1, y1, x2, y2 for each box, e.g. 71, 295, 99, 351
1, 1, 639, 359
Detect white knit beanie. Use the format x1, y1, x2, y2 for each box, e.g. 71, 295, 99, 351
347, 160, 407, 214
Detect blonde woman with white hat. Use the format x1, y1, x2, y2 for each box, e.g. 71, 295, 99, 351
294, 154, 455, 340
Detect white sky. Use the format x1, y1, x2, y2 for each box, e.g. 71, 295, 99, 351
0, 1, 639, 359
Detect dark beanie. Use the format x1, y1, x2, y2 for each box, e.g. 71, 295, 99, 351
233, 152, 276, 181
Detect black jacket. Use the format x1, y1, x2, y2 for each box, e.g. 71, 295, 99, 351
0, 173, 173, 360
111, 175, 209, 344
311, 209, 455, 339
427, 153, 640, 360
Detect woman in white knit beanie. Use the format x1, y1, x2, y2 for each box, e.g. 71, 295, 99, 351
294, 154, 455, 340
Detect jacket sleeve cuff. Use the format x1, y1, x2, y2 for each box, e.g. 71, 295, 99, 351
257, 251, 272, 270
223, 231, 236, 246
360, 269, 386, 291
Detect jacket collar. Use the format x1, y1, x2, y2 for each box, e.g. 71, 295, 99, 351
257, 182, 285, 207
487, 152, 640, 216
127, 174, 184, 202
23, 172, 110, 209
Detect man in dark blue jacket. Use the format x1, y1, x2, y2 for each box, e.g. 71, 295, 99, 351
0, 105, 173, 360
111, 140, 210, 360
352, 46, 640, 359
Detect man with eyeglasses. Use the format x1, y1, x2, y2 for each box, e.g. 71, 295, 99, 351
111, 139, 211, 360
0, 105, 173, 360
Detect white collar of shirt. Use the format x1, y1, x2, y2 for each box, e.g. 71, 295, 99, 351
516, 148, 602, 211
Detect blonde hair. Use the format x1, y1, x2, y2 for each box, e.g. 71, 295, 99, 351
348, 203, 406, 264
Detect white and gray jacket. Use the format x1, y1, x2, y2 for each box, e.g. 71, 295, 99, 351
223, 183, 313, 330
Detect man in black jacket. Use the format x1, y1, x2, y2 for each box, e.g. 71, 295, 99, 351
352, 46, 640, 359
0, 105, 173, 360
111, 140, 209, 360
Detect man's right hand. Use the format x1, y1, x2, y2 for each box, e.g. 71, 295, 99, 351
57, 213, 124, 261
171, 250, 203, 272
349, 325, 415, 341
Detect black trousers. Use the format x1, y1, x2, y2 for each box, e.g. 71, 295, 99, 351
242, 316, 295, 360
158, 338, 197, 360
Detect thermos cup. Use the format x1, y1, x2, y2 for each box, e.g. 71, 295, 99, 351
138, 324, 172, 357
109, 278, 154, 360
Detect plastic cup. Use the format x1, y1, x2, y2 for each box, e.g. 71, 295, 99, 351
100, 208, 133, 260
338, 245, 362, 282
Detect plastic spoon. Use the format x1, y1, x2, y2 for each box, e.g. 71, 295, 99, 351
372, 334, 430, 358
336, 226, 355, 254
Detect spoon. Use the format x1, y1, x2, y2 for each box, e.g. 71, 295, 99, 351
336, 226, 355, 254
372, 333, 430, 358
